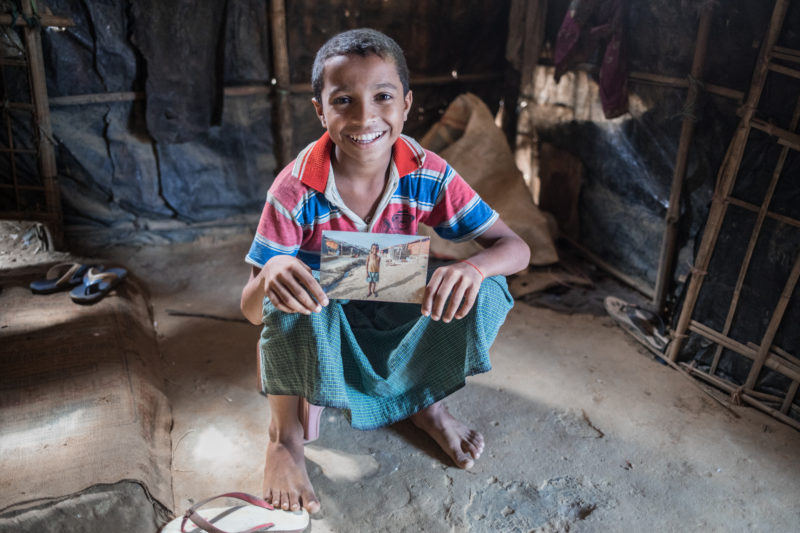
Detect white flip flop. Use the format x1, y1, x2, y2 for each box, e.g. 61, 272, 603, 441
161, 492, 309, 533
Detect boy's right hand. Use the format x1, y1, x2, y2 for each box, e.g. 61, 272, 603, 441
262, 255, 329, 315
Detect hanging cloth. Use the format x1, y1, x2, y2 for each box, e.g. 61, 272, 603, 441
553, 0, 628, 119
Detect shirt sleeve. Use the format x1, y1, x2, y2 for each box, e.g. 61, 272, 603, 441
245, 188, 303, 269
426, 164, 498, 242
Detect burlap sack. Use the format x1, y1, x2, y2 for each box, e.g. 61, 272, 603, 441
418, 93, 558, 266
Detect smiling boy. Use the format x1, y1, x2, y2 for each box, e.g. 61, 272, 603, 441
241, 29, 530, 514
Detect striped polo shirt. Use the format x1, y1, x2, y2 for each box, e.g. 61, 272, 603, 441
245, 132, 498, 270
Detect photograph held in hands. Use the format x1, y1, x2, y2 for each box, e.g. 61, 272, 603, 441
320, 230, 430, 304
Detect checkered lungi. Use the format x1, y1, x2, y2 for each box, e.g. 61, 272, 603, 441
259, 275, 513, 430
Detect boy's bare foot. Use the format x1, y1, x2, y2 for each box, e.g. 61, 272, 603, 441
263, 418, 320, 513
410, 401, 484, 469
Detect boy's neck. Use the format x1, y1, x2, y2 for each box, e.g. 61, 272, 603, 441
331, 144, 392, 185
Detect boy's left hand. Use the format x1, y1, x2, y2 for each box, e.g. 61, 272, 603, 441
422, 262, 483, 322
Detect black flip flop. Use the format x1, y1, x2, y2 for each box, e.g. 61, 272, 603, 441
69, 267, 127, 304
30, 263, 95, 294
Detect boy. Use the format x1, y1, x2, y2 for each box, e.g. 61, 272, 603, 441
366, 243, 381, 297
241, 29, 530, 514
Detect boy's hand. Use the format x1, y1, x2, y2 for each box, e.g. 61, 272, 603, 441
262, 255, 329, 315
422, 262, 483, 322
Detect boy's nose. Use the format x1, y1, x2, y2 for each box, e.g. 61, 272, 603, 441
351, 100, 376, 125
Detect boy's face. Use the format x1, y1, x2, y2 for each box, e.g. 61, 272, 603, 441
313, 53, 412, 169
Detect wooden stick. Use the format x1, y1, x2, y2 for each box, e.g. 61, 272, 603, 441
628, 71, 744, 101
782, 381, 799, 414
771, 344, 800, 368
772, 45, 800, 61
689, 320, 800, 383
269, 0, 294, 169
768, 62, 800, 80
21, 0, 62, 247
49, 91, 144, 106
726, 196, 800, 229
749, 117, 800, 151
559, 233, 655, 299
680, 363, 800, 431
710, 95, 800, 374
653, 5, 713, 312
651, 350, 742, 418
0, 14, 74, 27
667, 0, 790, 363
165, 309, 249, 324
744, 252, 800, 389
745, 341, 800, 378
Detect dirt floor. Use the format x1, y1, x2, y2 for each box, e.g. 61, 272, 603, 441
8, 228, 800, 532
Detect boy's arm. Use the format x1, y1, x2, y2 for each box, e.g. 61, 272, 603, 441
240, 256, 329, 325
422, 217, 529, 322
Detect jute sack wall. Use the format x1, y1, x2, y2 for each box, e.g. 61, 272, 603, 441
0, 268, 172, 519
419, 93, 558, 266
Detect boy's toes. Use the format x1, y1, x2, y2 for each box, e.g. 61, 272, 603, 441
466, 431, 484, 458
303, 494, 321, 514
454, 451, 475, 469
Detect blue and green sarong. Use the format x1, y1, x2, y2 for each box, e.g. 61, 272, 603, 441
259, 275, 513, 430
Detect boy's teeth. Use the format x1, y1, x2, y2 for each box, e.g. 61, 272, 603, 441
350, 132, 383, 142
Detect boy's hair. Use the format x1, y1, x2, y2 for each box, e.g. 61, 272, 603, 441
311, 28, 410, 104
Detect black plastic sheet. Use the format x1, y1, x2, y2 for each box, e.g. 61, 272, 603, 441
129, 0, 227, 144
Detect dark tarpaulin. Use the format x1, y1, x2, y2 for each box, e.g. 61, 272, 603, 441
35, 0, 276, 238
129, 0, 227, 145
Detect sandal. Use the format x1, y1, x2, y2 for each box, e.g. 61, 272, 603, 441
29, 263, 95, 294
160, 492, 309, 533
69, 267, 128, 304
604, 296, 670, 354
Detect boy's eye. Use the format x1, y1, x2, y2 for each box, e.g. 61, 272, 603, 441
332, 96, 351, 105
376, 93, 393, 102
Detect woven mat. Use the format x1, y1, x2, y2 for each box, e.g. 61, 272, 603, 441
0, 265, 172, 514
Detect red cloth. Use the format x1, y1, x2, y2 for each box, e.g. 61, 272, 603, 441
554, 0, 628, 119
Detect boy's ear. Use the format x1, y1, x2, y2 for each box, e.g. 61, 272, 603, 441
312, 98, 326, 128
403, 90, 413, 122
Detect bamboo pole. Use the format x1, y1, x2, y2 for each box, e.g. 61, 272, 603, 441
709, 95, 800, 374
1, 65, 22, 213
749, 117, 800, 150
667, 0, 790, 363
768, 63, 800, 80
559, 233, 655, 299
781, 381, 798, 414
0, 14, 74, 27
744, 252, 800, 389
689, 320, 800, 383
726, 196, 800, 229
680, 363, 800, 431
269, 0, 293, 169
628, 71, 744, 101
653, 5, 713, 312
20, 0, 62, 246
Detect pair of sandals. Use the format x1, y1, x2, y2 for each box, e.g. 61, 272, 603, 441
30, 262, 127, 304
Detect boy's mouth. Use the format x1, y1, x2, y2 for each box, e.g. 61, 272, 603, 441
348, 131, 385, 144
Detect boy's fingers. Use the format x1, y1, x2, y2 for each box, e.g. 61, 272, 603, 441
422, 270, 443, 316
290, 263, 329, 308
442, 282, 467, 322
431, 275, 458, 320
455, 285, 479, 319
269, 282, 309, 314
266, 287, 295, 314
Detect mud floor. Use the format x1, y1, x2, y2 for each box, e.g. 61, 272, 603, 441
91, 233, 800, 532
